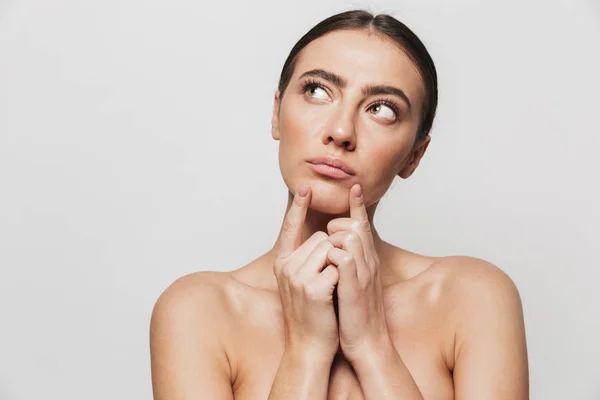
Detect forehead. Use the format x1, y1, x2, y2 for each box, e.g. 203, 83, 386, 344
292, 29, 424, 105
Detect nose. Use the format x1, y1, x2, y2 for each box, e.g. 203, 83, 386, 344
322, 106, 356, 151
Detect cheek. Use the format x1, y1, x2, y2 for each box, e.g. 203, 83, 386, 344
358, 142, 413, 201
366, 143, 409, 179
276, 100, 325, 186
279, 98, 328, 146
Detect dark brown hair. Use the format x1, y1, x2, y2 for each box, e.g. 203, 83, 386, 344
277, 9, 438, 140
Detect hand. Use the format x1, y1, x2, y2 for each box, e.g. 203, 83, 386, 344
273, 184, 341, 364
325, 183, 391, 364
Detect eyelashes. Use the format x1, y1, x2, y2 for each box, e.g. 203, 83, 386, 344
300, 78, 328, 98
299, 78, 402, 121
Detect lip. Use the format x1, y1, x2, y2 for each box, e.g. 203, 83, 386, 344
307, 155, 356, 178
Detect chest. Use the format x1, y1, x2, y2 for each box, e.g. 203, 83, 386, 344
230, 292, 455, 399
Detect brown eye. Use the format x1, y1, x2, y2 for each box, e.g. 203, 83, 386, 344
369, 103, 397, 121
305, 84, 328, 100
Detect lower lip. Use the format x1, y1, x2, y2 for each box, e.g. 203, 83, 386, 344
309, 163, 352, 179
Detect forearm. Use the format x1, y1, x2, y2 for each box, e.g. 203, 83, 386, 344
350, 339, 424, 400
268, 349, 333, 400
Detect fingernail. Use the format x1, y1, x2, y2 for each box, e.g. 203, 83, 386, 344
298, 184, 309, 197
355, 184, 362, 198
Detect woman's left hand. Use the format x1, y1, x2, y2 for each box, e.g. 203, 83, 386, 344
326, 183, 392, 364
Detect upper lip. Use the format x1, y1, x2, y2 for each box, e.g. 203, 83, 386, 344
307, 155, 356, 175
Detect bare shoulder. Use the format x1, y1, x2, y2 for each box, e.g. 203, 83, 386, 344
151, 270, 239, 324
423, 255, 526, 374
425, 255, 522, 303
150, 270, 240, 399
425, 256, 528, 395
150, 270, 243, 351
393, 252, 522, 306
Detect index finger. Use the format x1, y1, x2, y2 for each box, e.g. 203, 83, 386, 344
277, 184, 311, 259
349, 183, 369, 227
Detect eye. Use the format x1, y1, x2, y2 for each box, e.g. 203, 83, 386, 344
368, 100, 399, 121
301, 79, 330, 100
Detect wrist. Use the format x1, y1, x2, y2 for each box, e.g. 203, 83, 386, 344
285, 344, 336, 370
345, 334, 396, 368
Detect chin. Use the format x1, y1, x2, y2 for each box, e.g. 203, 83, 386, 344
301, 179, 352, 215
307, 195, 349, 215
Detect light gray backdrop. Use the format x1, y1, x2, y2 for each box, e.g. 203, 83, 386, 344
1, 0, 599, 398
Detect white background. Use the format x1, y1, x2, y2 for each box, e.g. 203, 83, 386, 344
1, 0, 599, 398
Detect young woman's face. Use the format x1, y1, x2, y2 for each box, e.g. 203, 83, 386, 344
272, 29, 430, 214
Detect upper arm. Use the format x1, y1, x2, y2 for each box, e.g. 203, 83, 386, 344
150, 273, 234, 400
451, 259, 529, 399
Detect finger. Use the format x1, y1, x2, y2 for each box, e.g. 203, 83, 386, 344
327, 217, 374, 266
326, 217, 353, 235
294, 240, 334, 281
327, 231, 364, 255
285, 231, 328, 276
327, 183, 376, 261
348, 184, 370, 234
326, 247, 359, 294
327, 231, 369, 282
313, 264, 340, 295
277, 184, 311, 259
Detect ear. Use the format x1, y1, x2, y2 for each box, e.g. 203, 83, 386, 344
398, 134, 431, 179
271, 90, 281, 141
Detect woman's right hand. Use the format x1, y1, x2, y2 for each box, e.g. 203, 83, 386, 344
273, 183, 341, 363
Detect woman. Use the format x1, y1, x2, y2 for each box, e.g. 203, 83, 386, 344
150, 9, 529, 399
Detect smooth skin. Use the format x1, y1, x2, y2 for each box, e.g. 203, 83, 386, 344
150, 28, 529, 399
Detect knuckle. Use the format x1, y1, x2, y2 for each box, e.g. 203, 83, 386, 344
326, 245, 335, 256
313, 230, 329, 241
281, 218, 296, 234
289, 277, 304, 291
344, 231, 359, 244
319, 240, 334, 250
325, 264, 339, 278
341, 253, 354, 265
280, 264, 293, 279
352, 218, 371, 232
362, 219, 373, 232
326, 220, 335, 232
303, 283, 320, 300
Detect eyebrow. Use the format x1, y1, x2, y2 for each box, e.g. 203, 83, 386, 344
297, 68, 412, 111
